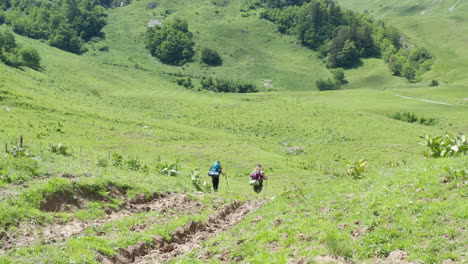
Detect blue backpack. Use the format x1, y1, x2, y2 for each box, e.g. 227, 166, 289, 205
208, 162, 221, 177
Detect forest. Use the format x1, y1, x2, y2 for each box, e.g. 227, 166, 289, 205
0, 0, 110, 53
259, 0, 432, 82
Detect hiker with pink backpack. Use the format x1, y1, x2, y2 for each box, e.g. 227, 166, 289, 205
249, 164, 268, 193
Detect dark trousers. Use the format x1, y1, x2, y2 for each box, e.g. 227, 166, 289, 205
253, 179, 263, 193
212, 176, 220, 192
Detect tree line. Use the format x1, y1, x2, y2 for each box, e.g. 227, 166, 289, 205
0, 0, 110, 54
259, 0, 432, 82
0, 30, 41, 70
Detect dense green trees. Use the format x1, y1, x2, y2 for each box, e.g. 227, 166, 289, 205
0, 0, 107, 54
260, 0, 432, 82
0, 30, 41, 69
146, 19, 195, 65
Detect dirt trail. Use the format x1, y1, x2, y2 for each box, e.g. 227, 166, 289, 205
394, 94, 454, 106
449, 0, 461, 12
1, 192, 204, 251
98, 199, 265, 264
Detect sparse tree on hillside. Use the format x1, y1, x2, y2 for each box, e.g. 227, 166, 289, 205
201, 47, 222, 66
146, 19, 195, 65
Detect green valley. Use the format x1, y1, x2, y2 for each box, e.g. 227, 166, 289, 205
0, 0, 466, 263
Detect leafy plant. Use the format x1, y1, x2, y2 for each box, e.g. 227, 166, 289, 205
125, 157, 147, 172
154, 159, 181, 176
111, 153, 123, 167
442, 167, 468, 182
191, 170, 211, 192
421, 134, 467, 158
95, 158, 109, 168
346, 159, 367, 179
48, 143, 71, 156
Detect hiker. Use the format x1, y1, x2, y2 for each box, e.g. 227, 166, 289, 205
250, 164, 268, 193
208, 161, 226, 192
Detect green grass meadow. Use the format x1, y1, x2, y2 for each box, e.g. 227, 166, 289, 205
0, 0, 467, 263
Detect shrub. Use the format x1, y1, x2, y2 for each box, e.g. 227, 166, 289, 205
95, 158, 109, 167
421, 134, 467, 158
201, 47, 222, 66
315, 78, 339, 91
111, 153, 123, 167
48, 143, 71, 156
429, 79, 439, 86
0, 31, 41, 70
20, 47, 41, 70
332, 69, 347, 84
125, 157, 147, 171
389, 112, 436, 126
346, 159, 367, 179
176, 77, 194, 89
200, 77, 258, 93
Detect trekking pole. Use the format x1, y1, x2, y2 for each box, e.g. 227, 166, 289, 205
224, 173, 230, 192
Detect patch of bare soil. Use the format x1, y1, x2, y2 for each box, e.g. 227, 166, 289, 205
314, 255, 348, 264
40, 184, 127, 212
1, 192, 203, 251
98, 199, 265, 264
374, 250, 418, 264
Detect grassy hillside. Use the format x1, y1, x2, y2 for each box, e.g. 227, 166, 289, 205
336, 0, 468, 87
0, 0, 467, 263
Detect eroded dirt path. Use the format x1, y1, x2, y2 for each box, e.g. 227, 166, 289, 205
1, 192, 204, 251
98, 199, 265, 264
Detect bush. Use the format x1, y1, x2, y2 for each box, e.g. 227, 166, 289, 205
20, 47, 41, 69
429, 79, 439, 86
48, 143, 71, 156
315, 78, 339, 91
0, 31, 41, 70
421, 134, 467, 158
200, 77, 258, 93
111, 153, 123, 167
332, 69, 347, 84
201, 47, 222, 66
176, 77, 194, 89
389, 112, 436, 126
125, 157, 147, 172
146, 19, 195, 65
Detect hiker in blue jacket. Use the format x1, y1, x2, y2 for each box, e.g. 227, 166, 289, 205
208, 161, 226, 192
250, 164, 268, 193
